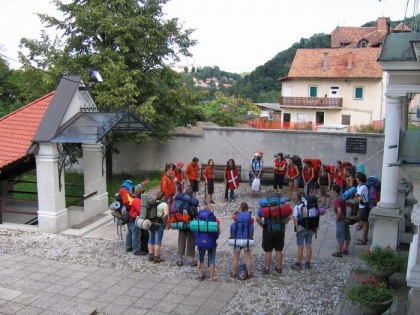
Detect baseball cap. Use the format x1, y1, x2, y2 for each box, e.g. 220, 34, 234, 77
177, 161, 184, 167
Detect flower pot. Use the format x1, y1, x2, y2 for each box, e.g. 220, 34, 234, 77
367, 265, 397, 279
359, 298, 393, 315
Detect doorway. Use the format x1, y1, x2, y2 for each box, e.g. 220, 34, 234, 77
315, 111, 324, 125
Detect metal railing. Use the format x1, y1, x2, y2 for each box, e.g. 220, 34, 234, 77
279, 96, 343, 108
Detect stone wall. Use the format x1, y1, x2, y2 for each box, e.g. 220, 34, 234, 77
109, 127, 385, 180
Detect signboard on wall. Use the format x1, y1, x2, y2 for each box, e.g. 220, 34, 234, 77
346, 137, 367, 153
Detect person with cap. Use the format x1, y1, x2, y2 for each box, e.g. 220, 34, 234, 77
250, 152, 263, 197
273, 153, 287, 195
174, 161, 185, 193
302, 160, 316, 196
176, 187, 198, 267
160, 163, 176, 202
185, 157, 201, 198
203, 159, 215, 205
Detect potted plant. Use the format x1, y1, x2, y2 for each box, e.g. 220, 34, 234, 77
346, 274, 394, 315
359, 245, 404, 279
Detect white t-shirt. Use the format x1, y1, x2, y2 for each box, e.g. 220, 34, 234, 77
357, 184, 369, 209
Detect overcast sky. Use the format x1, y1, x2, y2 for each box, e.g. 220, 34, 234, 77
0, 0, 416, 73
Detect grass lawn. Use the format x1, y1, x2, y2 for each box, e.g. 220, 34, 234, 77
408, 123, 420, 130
12, 171, 162, 206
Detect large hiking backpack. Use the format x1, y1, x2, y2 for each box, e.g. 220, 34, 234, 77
172, 193, 199, 220
292, 155, 304, 187
146, 199, 164, 223
367, 176, 381, 208
303, 158, 322, 180
230, 211, 254, 249
298, 195, 320, 231
193, 209, 219, 250
345, 199, 359, 225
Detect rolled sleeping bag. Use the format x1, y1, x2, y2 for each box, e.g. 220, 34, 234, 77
228, 238, 255, 248
170, 222, 190, 230
135, 218, 151, 230
109, 201, 121, 211
189, 220, 218, 233
318, 207, 326, 216
343, 187, 357, 200
367, 175, 378, 186
357, 164, 365, 174
259, 197, 286, 207
261, 204, 293, 218
140, 194, 148, 219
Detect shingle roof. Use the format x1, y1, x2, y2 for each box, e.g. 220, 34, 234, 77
286, 48, 382, 79
330, 26, 377, 48
0, 92, 54, 169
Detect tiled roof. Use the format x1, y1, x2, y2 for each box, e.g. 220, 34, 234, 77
286, 48, 382, 79
393, 22, 411, 32
0, 92, 54, 169
330, 26, 377, 48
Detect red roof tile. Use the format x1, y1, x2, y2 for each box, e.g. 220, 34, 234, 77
0, 92, 54, 169
287, 48, 382, 79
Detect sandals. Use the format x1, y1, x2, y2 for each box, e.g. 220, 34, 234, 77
342, 250, 349, 255
190, 261, 198, 267
198, 274, 206, 281
262, 268, 270, 275
176, 261, 183, 267
275, 267, 282, 274
230, 272, 236, 279
332, 252, 343, 258
355, 239, 367, 245
246, 273, 253, 280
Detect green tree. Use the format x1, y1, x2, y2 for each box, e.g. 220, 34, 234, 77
19, 0, 203, 142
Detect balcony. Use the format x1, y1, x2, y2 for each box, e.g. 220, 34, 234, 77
279, 96, 343, 109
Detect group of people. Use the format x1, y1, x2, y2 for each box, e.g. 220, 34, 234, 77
119, 153, 375, 280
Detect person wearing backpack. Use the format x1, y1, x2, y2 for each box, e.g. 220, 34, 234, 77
125, 186, 142, 255
355, 172, 370, 245
331, 184, 350, 257
334, 160, 346, 194
173, 161, 185, 193
193, 205, 220, 281
318, 164, 331, 208
286, 157, 300, 202
302, 160, 316, 196
256, 201, 291, 274
231, 203, 254, 279
130, 186, 149, 255
176, 187, 198, 267
274, 153, 287, 195
147, 190, 169, 263
250, 152, 263, 197
291, 192, 314, 270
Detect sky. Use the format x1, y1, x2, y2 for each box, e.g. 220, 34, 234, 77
0, 0, 416, 73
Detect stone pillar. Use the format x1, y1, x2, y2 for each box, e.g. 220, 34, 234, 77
82, 143, 108, 218
370, 96, 403, 249
401, 166, 420, 315
36, 143, 68, 233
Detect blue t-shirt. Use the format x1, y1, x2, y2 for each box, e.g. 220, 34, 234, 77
250, 158, 263, 174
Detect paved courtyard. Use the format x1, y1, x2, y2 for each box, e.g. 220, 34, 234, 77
0, 183, 409, 314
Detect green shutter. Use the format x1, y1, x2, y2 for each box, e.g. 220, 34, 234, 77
310, 86, 317, 97
355, 87, 363, 99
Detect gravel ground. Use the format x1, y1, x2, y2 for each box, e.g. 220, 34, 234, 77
0, 182, 353, 315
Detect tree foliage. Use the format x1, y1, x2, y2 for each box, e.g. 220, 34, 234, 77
19, 0, 202, 141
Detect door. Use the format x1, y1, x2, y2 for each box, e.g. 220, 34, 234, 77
315, 111, 324, 125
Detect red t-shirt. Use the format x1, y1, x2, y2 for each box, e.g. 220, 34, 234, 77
274, 159, 287, 175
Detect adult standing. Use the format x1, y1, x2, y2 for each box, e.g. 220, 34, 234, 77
355, 172, 370, 245
203, 159, 215, 205
224, 159, 240, 203
250, 152, 263, 197
185, 157, 201, 198
302, 160, 316, 196
318, 164, 331, 208
147, 190, 169, 263
286, 157, 300, 202
160, 163, 176, 202
291, 192, 314, 270
273, 153, 287, 195
334, 160, 346, 194
331, 184, 350, 257
176, 187, 197, 267
131, 186, 149, 255
173, 161, 185, 194
256, 202, 291, 274
125, 189, 140, 255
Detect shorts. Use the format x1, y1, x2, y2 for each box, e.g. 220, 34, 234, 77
148, 223, 165, 246
359, 207, 370, 222
307, 179, 316, 190
262, 229, 285, 252
296, 228, 313, 246
291, 178, 299, 185
336, 220, 351, 243
206, 179, 214, 194
190, 180, 199, 192
319, 185, 328, 197
198, 246, 216, 265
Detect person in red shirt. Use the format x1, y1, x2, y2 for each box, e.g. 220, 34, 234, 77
185, 157, 201, 197
173, 161, 185, 193
273, 153, 287, 195
302, 160, 315, 196
334, 160, 346, 194
129, 186, 149, 255
286, 157, 300, 202
203, 159, 215, 205
160, 163, 176, 202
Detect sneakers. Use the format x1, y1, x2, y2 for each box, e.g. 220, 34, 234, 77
230, 199, 234, 203
126, 247, 133, 252
291, 262, 301, 271
262, 268, 270, 275
210, 200, 215, 204
154, 256, 164, 263
305, 262, 311, 269
275, 267, 282, 274
149, 254, 154, 261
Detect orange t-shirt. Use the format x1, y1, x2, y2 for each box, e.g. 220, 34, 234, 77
185, 163, 200, 180
204, 166, 214, 180
160, 174, 176, 200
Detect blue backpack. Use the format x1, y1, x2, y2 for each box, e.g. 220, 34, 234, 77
193, 210, 219, 250
230, 212, 254, 241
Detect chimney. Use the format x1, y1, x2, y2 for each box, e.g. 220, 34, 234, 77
347, 51, 354, 69
322, 52, 328, 71
377, 17, 388, 32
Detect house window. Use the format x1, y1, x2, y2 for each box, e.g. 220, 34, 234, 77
283, 113, 291, 122
359, 40, 368, 48
297, 113, 307, 122
342, 115, 351, 125
309, 86, 317, 97
354, 87, 363, 99
330, 86, 340, 97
